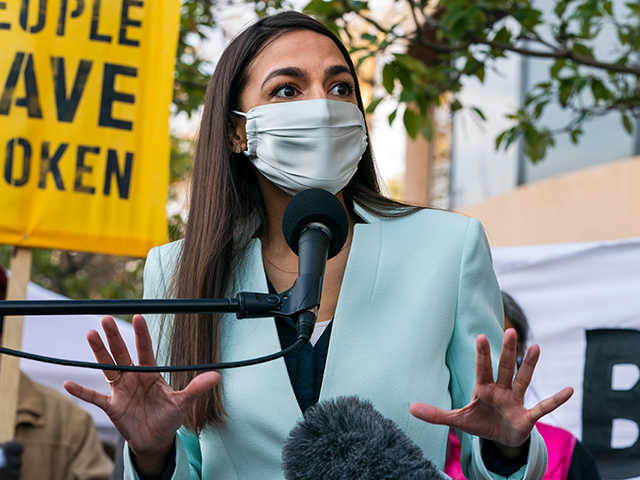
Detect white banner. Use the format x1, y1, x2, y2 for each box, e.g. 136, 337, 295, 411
493, 237, 640, 480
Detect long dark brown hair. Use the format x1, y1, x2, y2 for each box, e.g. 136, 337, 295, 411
167, 11, 422, 433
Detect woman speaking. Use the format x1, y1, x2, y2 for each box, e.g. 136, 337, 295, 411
64, 11, 573, 480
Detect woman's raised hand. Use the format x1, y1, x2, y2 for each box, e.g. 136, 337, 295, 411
410, 329, 573, 456
64, 315, 221, 477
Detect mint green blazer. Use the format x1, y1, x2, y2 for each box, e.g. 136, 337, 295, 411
125, 206, 547, 480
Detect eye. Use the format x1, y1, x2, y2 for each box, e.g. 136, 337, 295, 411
330, 81, 354, 97
271, 84, 298, 98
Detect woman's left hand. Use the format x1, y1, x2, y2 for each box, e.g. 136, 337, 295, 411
410, 329, 574, 455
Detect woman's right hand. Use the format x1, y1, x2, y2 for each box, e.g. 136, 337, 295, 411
64, 315, 221, 478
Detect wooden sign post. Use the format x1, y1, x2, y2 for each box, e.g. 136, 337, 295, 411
0, 247, 33, 441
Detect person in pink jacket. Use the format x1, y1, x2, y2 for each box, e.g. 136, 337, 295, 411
445, 292, 601, 480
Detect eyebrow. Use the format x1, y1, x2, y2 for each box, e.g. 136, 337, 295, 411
260, 65, 354, 90
325, 65, 352, 77
261, 67, 308, 90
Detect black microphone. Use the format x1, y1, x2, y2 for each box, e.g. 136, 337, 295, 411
281, 189, 349, 342
282, 396, 449, 480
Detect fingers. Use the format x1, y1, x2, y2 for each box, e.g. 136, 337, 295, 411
175, 372, 222, 411
512, 344, 540, 400
87, 327, 120, 383
88, 316, 134, 382
133, 315, 157, 367
475, 334, 494, 386
102, 316, 133, 367
64, 380, 110, 411
410, 402, 459, 428
496, 329, 518, 389
528, 387, 574, 423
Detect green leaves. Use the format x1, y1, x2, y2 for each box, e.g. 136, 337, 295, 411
366, 96, 384, 114
570, 128, 583, 144
379, 53, 439, 139
558, 79, 574, 107
493, 26, 512, 44
496, 123, 554, 164
550, 58, 566, 78
496, 102, 558, 163
382, 63, 396, 94
403, 108, 421, 138
303, 0, 344, 17
524, 127, 555, 163
388, 109, 398, 125
590, 78, 614, 102
554, 0, 570, 17
361, 32, 378, 43
471, 107, 486, 121
627, 2, 640, 16
402, 107, 434, 139
513, 7, 543, 31
173, 0, 217, 117
495, 126, 519, 151
572, 42, 594, 59
463, 56, 486, 82
621, 112, 634, 134
380, 57, 414, 95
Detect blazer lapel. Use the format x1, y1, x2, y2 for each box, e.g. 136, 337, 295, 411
320, 205, 382, 399
219, 238, 303, 425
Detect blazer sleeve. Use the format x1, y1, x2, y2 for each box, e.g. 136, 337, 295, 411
446, 218, 547, 480
123, 245, 205, 480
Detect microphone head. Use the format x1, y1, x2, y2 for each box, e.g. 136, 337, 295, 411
282, 396, 449, 480
282, 189, 349, 259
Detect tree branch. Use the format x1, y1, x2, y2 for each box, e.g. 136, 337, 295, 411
350, 9, 389, 34
403, 27, 640, 76
391, 10, 640, 76
475, 38, 640, 76
405, 0, 426, 32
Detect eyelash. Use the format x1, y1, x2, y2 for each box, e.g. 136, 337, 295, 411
331, 81, 355, 96
268, 81, 355, 98
269, 82, 298, 98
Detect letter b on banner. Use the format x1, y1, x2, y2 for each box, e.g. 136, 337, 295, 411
583, 329, 640, 479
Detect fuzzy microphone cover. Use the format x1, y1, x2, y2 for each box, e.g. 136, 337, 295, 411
282, 396, 450, 480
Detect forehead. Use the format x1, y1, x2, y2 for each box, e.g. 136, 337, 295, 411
248, 29, 350, 78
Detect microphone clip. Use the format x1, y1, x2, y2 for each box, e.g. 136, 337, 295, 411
235, 273, 322, 321
236, 273, 323, 344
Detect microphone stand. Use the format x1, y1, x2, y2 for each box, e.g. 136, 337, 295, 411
0, 275, 320, 320
0, 277, 321, 372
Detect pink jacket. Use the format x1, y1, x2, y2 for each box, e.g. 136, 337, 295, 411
445, 423, 576, 480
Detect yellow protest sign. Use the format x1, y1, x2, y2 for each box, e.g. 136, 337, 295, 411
0, 0, 180, 257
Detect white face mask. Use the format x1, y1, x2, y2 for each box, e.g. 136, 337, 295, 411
232, 99, 368, 196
